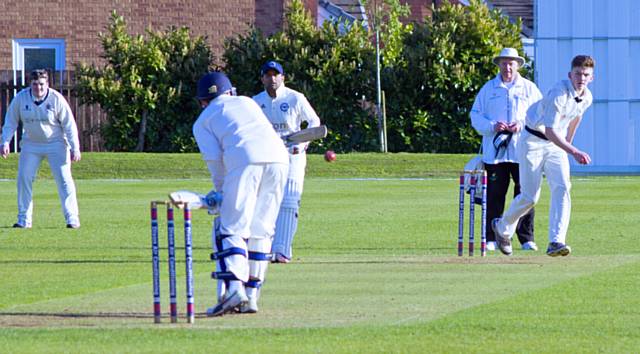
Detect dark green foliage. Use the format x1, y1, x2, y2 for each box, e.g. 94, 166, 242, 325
74, 11, 212, 152
383, 0, 526, 152
223, 0, 525, 153
75, 0, 526, 153
223, 0, 379, 152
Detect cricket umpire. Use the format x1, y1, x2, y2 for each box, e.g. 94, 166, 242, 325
470, 48, 542, 251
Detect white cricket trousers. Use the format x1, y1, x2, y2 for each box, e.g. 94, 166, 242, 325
496, 132, 572, 244
271, 152, 306, 259
217, 162, 287, 281
17, 141, 79, 226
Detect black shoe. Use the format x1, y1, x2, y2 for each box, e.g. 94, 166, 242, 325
13, 223, 31, 229
66, 224, 80, 229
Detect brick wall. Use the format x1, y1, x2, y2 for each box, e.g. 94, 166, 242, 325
254, 0, 317, 36
0, 0, 257, 69
403, 0, 434, 23
402, 1, 465, 24
254, 0, 286, 36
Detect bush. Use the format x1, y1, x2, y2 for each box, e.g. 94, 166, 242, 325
383, 0, 526, 153
74, 11, 212, 152
223, 0, 379, 152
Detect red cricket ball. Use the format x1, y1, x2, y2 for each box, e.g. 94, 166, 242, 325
324, 150, 337, 162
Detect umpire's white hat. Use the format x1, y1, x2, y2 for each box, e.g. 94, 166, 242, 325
493, 48, 525, 66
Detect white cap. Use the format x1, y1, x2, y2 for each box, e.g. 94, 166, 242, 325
493, 48, 525, 66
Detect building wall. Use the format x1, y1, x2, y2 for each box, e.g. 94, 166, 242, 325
403, 0, 434, 23
255, 0, 287, 36
536, 0, 640, 173
0, 0, 257, 69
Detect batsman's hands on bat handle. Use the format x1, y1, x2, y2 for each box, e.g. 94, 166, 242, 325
571, 149, 591, 165
285, 142, 307, 155
168, 190, 222, 214
1, 144, 9, 159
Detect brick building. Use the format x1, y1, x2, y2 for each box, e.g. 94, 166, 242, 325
0, 0, 318, 72
0, 1, 473, 73
0, 0, 528, 151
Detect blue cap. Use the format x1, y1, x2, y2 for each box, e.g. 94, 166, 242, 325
260, 61, 284, 75
196, 72, 233, 100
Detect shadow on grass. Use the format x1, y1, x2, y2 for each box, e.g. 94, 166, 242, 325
0, 311, 211, 319
0, 259, 215, 265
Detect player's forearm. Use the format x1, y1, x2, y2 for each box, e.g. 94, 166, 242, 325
545, 127, 579, 155
1, 107, 20, 144
469, 99, 496, 136
205, 159, 225, 192
565, 116, 582, 144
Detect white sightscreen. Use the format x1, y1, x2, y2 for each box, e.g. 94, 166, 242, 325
535, 0, 640, 173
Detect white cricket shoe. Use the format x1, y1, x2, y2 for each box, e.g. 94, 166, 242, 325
239, 297, 258, 314
485, 241, 497, 251
492, 218, 512, 256
206, 290, 248, 317
521, 241, 538, 251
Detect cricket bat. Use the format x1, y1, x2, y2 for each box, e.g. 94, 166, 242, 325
283, 125, 328, 144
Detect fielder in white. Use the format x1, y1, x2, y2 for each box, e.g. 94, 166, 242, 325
1, 69, 81, 229
193, 71, 288, 316
492, 55, 595, 257
253, 60, 321, 263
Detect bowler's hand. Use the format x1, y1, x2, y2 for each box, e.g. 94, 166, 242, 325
71, 151, 82, 162
1, 144, 9, 159
571, 150, 591, 165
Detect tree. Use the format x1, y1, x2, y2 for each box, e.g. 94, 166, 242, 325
224, 0, 380, 152
383, 0, 526, 153
75, 11, 212, 152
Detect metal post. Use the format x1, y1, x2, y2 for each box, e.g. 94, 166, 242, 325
375, 28, 385, 153
457, 174, 465, 256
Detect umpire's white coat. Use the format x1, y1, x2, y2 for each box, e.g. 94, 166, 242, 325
470, 74, 542, 164
1, 88, 80, 226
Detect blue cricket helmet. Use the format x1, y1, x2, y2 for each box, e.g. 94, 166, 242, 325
196, 72, 233, 100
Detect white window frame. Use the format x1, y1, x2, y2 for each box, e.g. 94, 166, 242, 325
9, 39, 66, 152
12, 38, 66, 83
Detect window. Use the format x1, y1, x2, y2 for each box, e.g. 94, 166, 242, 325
12, 38, 65, 82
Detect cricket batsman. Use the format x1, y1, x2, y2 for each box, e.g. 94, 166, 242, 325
253, 60, 321, 263
193, 71, 288, 315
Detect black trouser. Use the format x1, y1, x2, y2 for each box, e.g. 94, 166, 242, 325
484, 162, 534, 244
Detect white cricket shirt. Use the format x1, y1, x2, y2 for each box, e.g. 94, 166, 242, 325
1, 88, 80, 152
470, 73, 542, 164
527, 80, 593, 138
252, 85, 320, 137
192, 95, 289, 173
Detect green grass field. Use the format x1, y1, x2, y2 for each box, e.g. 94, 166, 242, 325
0, 153, 638, 353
